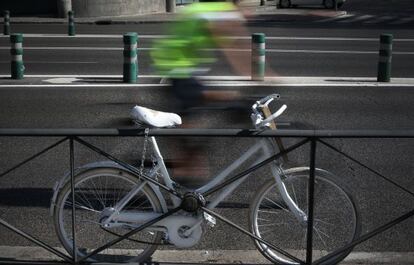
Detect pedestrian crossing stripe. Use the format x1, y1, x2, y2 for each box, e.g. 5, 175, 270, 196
363, 16, 394, 24
315, 14, 414, 25
316, 14, 354, 23
390, 16, 414, 25
338, 14, 374, 23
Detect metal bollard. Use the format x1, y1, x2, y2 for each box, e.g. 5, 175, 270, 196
10, 33, 24, 79
251, 33, 265, 81
123, 33, 138, 83
3, 10, 10, 35
68, 11, 75, 36
166, 0, 176, 13
377, 34, 393, 82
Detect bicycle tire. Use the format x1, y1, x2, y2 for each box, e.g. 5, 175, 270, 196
249, 167, 361, 264
53, 167, 163, 263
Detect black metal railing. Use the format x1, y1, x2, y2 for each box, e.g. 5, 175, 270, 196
0, 128, 413, 265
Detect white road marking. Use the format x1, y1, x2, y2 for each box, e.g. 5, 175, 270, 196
0, 61, 98, 64
265, 49, 378, 54
390, 16, 414, 25
0, 34, 414, 42
0, 46, 123, 51
338, 15, 374, 23
44, 77, 81, 83
1, 46, 413, 55
363, 15, 394, 24
315, 14, 354, 23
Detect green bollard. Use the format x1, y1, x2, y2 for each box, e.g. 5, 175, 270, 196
68, 11, 75, 36
123, 33, 138, 83
377, 34, 393, 82
252, 33, 265, 81
4, 10, 10, 35
10, 33, 24, 79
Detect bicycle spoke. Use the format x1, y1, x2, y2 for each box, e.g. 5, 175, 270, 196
290, 181, 299, 207
314, 218, 335, 226
264, 196, 290, 212
250, 171, 359, 264
88, 178, 106, 208
258, 222, 288, 227
55, 169, 164, 263
74, 187, 96, 211
314, 226, 330, 240
314, 227, 329, 251
64, 201, 100, 213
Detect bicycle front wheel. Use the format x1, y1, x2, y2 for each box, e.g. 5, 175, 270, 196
249, 167, 360, 264
53, 167, 164, 263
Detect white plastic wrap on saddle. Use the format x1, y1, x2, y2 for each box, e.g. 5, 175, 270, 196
130, 105, 182, 128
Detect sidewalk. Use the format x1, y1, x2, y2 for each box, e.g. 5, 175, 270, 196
5, 1, 347, 25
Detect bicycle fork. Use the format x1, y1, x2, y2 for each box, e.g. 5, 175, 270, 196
263, 140, 308, 224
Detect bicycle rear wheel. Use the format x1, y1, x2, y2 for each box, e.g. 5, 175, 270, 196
249, 167, 360, 264
53, 167, 163, 263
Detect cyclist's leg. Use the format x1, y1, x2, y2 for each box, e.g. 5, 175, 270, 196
169, 78, 210, 187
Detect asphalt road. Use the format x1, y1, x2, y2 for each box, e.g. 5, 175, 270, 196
0, 15, 413, 264
1, 25, 413, 77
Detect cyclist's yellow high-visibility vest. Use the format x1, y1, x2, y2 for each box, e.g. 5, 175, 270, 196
151, 2, 239, 78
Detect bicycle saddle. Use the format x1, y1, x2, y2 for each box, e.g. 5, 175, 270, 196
130, 105, 182, 128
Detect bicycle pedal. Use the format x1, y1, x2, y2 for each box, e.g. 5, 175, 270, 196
203, 212, 216, 227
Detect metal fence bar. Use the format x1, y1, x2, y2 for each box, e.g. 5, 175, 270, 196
78, 206, 182, 263
318, 139, 414, 197
202, 206, 305, 264
313, 208, 414, 265
0, 128, 413, 264
74, 136, 308, 262
73, 136, 182, 199
306, 139, 316, 264
0, 137, 68, 178
1, 128, 414, 138
0, 218, 72, 262
69, 138, 76, 264
203, 138, 309, 197
0, 261, 68, 265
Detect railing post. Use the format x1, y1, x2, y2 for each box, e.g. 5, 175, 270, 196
10, 33, 24, 79
251, 33, 265, 81
3, 10, 10, 35
69, 137, 77, 263
306, 138, 317, 264
377, 33, 393, 82
123, 32, 138, 83
68, 11, 75, 36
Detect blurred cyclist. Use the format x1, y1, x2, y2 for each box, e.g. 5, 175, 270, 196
150, 0, 251, 185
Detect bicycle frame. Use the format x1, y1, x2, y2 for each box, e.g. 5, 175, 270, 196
103, 135, 307, 229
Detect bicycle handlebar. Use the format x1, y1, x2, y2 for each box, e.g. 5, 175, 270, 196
258, 94, 280, 105
258, 104, 287, 127
251, 94, 286, 129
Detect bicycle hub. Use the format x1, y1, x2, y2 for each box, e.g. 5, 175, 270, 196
181, 192, 206, 212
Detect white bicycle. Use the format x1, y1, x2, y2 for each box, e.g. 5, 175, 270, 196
51, 94, 360, 264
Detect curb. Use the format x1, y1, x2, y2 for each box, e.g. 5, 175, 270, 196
0, 246, 413, 264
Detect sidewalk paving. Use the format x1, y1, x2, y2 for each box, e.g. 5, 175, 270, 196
5, 2, 347, 25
